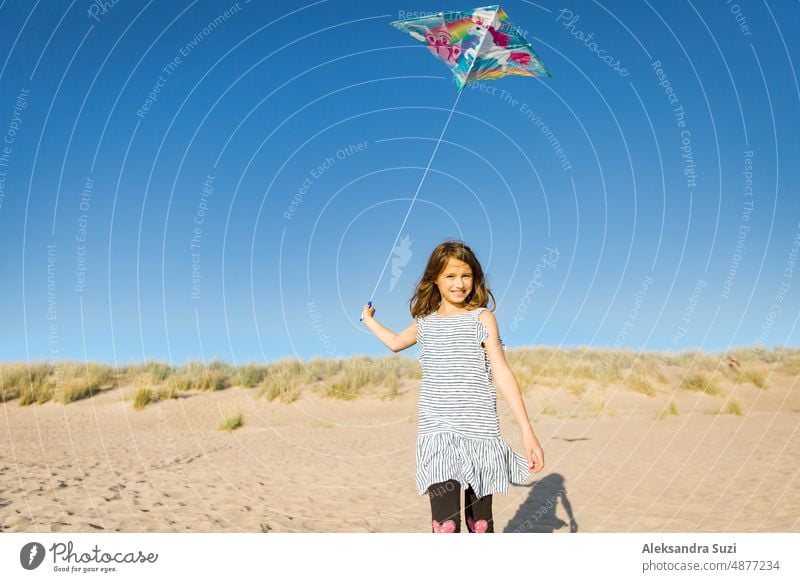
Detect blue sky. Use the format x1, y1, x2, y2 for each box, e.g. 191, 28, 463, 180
0, 0, 798, 365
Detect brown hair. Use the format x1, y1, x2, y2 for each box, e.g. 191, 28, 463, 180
409, 239, 495, 318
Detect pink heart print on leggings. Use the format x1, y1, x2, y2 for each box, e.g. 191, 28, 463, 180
432, 519, 457, 533
467, 517, 489, 533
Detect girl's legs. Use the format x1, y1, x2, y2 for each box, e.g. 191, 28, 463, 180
428, 480, 494, 533
464, 487, 494, 533
428, 480, 461, 532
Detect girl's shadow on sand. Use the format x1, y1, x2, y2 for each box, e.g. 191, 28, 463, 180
504, 473, 577, 533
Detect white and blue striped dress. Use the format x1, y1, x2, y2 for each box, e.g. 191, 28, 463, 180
415, 307, 530, 499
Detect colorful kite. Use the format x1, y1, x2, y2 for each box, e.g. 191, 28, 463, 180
361, 6, 549, 319
391, 4, 549, 90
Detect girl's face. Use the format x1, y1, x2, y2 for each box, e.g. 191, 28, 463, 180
435, 257, 473, 306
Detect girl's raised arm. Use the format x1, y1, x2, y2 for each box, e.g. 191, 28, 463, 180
362, 304, 417, 353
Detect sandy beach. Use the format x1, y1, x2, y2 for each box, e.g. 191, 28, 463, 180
2, 360, 798, 534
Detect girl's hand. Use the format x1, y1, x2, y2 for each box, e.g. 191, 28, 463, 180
523, 431, 545, 473
361, 303, 375, 321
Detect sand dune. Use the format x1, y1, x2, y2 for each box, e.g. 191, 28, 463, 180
2, 354, 799, 533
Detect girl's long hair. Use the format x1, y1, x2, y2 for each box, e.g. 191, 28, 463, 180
409, 239, 495, 318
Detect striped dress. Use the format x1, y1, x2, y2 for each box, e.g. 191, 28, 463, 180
415, 307, 530, 499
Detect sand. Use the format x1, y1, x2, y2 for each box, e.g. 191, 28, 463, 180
1, 375, 798, 533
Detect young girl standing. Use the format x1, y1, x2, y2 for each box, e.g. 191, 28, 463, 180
362, 240, 544, 533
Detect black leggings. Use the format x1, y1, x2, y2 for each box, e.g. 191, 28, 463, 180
428, 479, 494, 533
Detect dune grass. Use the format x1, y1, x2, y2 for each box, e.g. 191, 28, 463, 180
778, 351, 800, 375
132, 383, 180, 410
0, 362, 50, 402
540, 404, 559, 416
710, 400, 744, 416
681, 372, 722, 396
256, 359, 305, 403
18, 383, 53, 406
627, 375, 657, 397
235, 365, 266, 388
656, 401, 680, 420
218, 413, 243, 432
157, 385, 180, 400
1, 347, 795, 407
133, 387, 156, 410
736, 364, 769, 389
57, 363, 117, 403
5, 362, 118, 405
320, 356, 403, 400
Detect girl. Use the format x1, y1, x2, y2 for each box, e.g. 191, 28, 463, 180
362, 240, 544, 533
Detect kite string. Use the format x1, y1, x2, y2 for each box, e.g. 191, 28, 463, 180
366, 88, 464, 304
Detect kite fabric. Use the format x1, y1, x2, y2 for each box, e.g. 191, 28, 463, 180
390, 4, 550, 90
361, 6, 550, 315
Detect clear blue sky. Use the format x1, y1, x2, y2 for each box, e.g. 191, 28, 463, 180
0, 0, 798, 365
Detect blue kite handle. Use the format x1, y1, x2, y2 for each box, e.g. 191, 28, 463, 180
360, 300, 372, 322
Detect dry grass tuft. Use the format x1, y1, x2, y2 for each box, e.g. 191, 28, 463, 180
235, 365, 266, 388
710, 400, 744, 416
157, 385, 180, 400
626, 375, 657, 397
218, 413, 244, 432
133, 387, 156, 410
257, 359, 306, 403
3, 362, 53, 404
681, 372, 722, 395
737, 364, 769, 389
656, 401, 680, 419
540, 404, 558, 416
